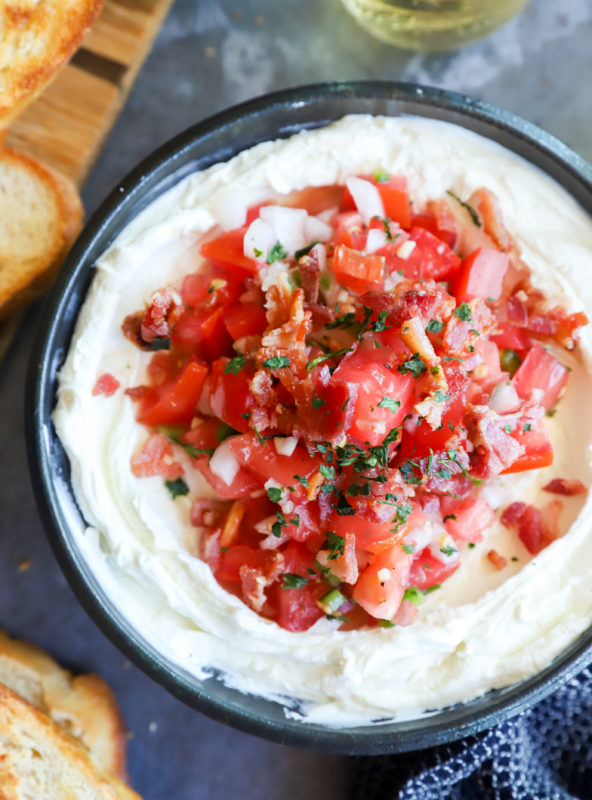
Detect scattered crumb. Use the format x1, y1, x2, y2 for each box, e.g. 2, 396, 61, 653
204, 46, 216, 58
122, 659, 131, 670
254, 14, 264, 25
17, 560, 31, 572
148, 721, 158, 734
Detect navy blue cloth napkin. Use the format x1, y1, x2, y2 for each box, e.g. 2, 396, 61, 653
351, 666, 592, 800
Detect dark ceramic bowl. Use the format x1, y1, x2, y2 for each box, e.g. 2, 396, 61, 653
26, 82, 592, 755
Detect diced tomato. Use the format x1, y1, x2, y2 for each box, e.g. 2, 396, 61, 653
332, 244, 384, 294
343, 174, 411, 228
411, 212, 457, 249
199, 227, 259, 278
501, 419, 553, 474
353, 545, 413, 621
130, 433, 184, 479
487, 549, 507, 570
138, 360, 208, 427
172, 306, 233, 360
327, 511, 400, 554
442, 496, 495, 543
209, 358, 255, 433
182, 418, 220, 452
453, 247, 510, 304
218, 545, 265, 582
542, 478, 587, 496
283, 185, 345, 215
408, 549, 460, 591
491, 322, 531, 352
380, 227, 460, 282
92, 373, 120, 397
181, 272, 212, 307
328, 346, 415, 446
195, 456, 260, 500
224, 303, 267, 340
229, 432, 321, 489
332, 211, 366, 250
267, 543, 325, 632
512, 344, 569, 411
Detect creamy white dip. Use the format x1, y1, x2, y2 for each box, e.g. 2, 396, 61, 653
54, 116, 592, 726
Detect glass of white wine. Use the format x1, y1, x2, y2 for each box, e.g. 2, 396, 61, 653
341, 0, 528, 51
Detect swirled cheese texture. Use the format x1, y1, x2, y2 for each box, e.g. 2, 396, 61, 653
54, 116, 592, 726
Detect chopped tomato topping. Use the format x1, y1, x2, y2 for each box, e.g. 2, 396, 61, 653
121, 173, 585, 632
92, 373, 120, 397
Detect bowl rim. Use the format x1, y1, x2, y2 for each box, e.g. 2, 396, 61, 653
25, 80, 592, 755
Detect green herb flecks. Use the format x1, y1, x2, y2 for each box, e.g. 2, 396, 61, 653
500, 348, 522, 376
281, 573, 308, 590
378, 396, 401, 413
267, 241, 288, 264
149, 337, 170, 351
446, 190, 481, 227
306, 348, 351, 371
263, 355, 291, 370
426, 319, 444, 334
266, 486, 283, 503
454, 302, 473, 322
165, 477, 189, 499
398, 353, 427, 378
324, 531, 345, 560
224, 354, 246, 374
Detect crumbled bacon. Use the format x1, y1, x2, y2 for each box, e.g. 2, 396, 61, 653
542, 478, 587, 496
468, 188, 513, 252
501, 502, 544, 555
360, 284, 455, 329
92, 373, 120, 397
239, 551, 284, 613
130, 433, 184, 479
467, 406, 524, 478
121, 311, 150, 350
541, 499, 563, 546
501, 502, 527, 527
487, 549, 507, 571
200, 529, 222, 574
141, 288, 178, 343
190, 498, 231, 528
298, 251, 321, 304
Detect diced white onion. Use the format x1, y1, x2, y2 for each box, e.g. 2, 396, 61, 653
259, 261, 289, 292
365, 227, 387, 254
304, 215, 333, 242
428, 528, 460, 565
244, 217, 275, 261
274, 436, 298, 457
310, 242, 327, 271
317, 206, 338, 223
396, 240, 416, 260
209, 439, 240, 486
377, 568, 391, 583
345, 176, 385, 225
210, 185, 247, 231
259, 205, 308, 254
489, 380, 521, 414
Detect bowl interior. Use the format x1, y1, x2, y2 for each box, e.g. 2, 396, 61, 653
26, 81, 592, 755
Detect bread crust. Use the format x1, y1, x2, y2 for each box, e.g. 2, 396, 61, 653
0, 684, 142, 800
0, 147, 83, 320
0, 1, 105, 128
0, 631, 126, 780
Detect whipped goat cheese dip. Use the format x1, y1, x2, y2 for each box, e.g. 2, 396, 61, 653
54, 115, 592, 726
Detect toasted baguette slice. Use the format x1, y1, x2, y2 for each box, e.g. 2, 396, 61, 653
0, 147, 83, 320
0, 632, 126, 780
0, 0, 104, 128
0, 684, 142, 800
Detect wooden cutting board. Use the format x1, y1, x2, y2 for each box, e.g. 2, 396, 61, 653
0, 0, 175, 361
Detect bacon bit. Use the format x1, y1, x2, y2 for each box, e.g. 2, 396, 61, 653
400, 316, 440, 369
392, 598, 419, 627
130, 433, 184, 479
190, 498, 230, 528
316, 533, 358, 584
487, 549, 507, 570
468, 406, 524, 478
125, 385, 149, 401
141, 288, 176, 343
468, 188, 513, 252
239, 551, 284, 613
543, 478, 587, 496
121, 311, 149, 350
201, 529, 222, 574
298, 250, 321, 304
220, 500, 245, 548
306, 470, 325, 501
360, 284, 455, 329
501, 502, 527, 527
17, 560, 31, 573
92, 373, 120, 397
541, 499, 563, 546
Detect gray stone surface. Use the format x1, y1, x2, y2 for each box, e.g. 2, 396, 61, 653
1, 0, 591, 797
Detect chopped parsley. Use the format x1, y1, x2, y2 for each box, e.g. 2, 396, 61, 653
216, 422, 238, 442
443, 513, 457, 522
272, 510, 286, 537
446, 189, 481, 227
372, 168, 389, 183
267, 241, 288, 264
426, 319, 444, 334
149, 337, 170, 351
398, 353, 427, 378
293, 474, 309, 488
281, 573, 308, 590
319, 464, 336, 481
165, 477, 189, 499
266, 486, 283, 502
378, 396, 401, 413
454, 302, 473, 322
440, 545, 457, 557
263, 355, 290, 369
378, 619, 395, 628
312, 396, 325, 409
400, 543, 415, 555
169, 436, 214, 460
294, 241, 319, 260
523, 423, 532, 433
402, 587, 424, 606
224, 354, 246, 374
434, 389, 449, 403
306, 348, 351, 371
324, 531, 345, 560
